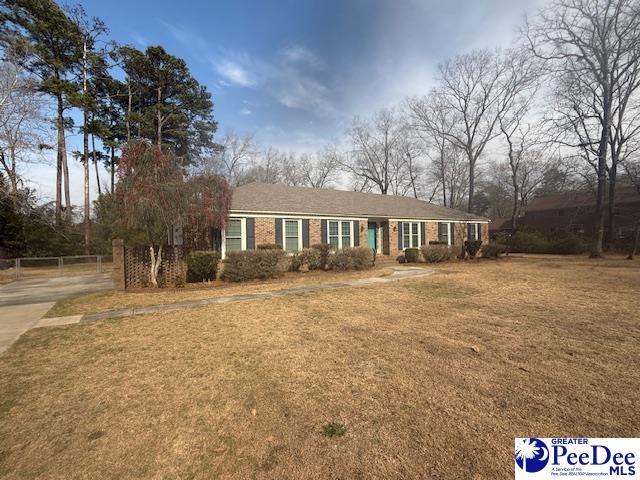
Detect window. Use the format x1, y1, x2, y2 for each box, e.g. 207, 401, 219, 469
401, 222, 420, 249
284, 219, 301, 252
328, 220, 352, 248
467, 223, 477, 241
438, 222, 449, 244
225, 219, 243, 252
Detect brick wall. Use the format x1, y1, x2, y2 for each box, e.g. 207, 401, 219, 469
453, 223, 467, 246
480, 223, 489, 242
254, 217, 276, 246
388, 220, 401, 257
309, 219, 322, 245
357, 218, 367, 247
425, 222, 438, 244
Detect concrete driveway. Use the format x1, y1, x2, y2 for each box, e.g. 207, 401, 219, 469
0, 274, 112, 354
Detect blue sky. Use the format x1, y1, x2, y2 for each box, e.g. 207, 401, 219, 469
26, 0, 545, 204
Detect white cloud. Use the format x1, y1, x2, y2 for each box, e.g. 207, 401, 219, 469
239, 107, 252, 115
280, 45, 325, 70
215, 59, 255, 87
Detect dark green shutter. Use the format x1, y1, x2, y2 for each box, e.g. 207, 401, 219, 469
302, 219, 310, 248
353, 220, 359, 246
420, 222, 426, 246
246, 218, 255, 249
321, 219, 327, 244
477, 223, 482, 241
275, 218, 283, 247
450, 223, 455, 245
398, 222, 403, 250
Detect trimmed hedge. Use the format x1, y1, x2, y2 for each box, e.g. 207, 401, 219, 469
311, 243, 332, 269
186, 251, 220, 282
464, 240, 483, 258
257, 243, 282, 250
290, 248, 322, 272
222, 249, 286, 282
421, 244, 457, 263
481, 243, 506, 259
327, 247, 374, 271
404, 247, 421, 263
495, 231, 587, 255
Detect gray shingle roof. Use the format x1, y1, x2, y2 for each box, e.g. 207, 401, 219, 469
231, 183, 488, 221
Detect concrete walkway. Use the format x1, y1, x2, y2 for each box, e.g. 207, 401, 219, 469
0, 274, 112, 354
41, 266, 434, 327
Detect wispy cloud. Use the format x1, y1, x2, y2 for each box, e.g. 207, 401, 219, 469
280, 45, 325, 70
211, 46, 335, 116
215, 59, 256, 87
130, 31, 148, 48
239, 107, 252, 115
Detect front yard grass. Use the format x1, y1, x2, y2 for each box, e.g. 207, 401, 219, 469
1, 255, 638, 479
44, 265, 397, 318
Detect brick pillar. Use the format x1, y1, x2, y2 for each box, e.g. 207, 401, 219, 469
112, 239, 125, 291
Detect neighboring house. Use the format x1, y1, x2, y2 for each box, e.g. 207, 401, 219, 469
214, 183, 489, 258
492, 186, 640, 239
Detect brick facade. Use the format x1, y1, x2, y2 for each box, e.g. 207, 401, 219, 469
254, 217, 276, 246
309, 219, 322, 246
425, 222, 439, 244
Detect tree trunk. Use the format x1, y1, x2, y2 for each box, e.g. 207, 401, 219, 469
83, 39, 91, 254
628, 220, 640, 260
149, 244, 163, 287
126, 82, 132, 142
590, 96, 611, 258
110, 146, 115, 193
607, 163, 617, 249
55, 92, 66, 224
92, 134, 101, 196
156, 87, 162, 147
467, 158, 476, 213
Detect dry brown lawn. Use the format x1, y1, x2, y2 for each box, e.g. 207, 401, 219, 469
1, 255, 638, 479
44, 266, 395, 317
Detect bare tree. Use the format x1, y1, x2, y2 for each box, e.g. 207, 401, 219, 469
623, 159, 640, 258
208, 131, 257, 185
0, 60, 47, 194
525, 0, 640, 256
345, 107, 410, 195
300, 145, 341, 188
433, 49, 516, 212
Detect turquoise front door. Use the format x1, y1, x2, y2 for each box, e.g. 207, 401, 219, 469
367, 222, 377, 249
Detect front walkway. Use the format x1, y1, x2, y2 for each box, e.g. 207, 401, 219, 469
42, 266, 434, 327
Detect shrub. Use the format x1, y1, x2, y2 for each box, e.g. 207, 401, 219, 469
396, 254, 407, 264
327, 247, 374, 271
257, 243, 282, 250
311, 243, 332, 269
371, 248, 377, 266
464, 240, 483, 258
290, 248, 323, 272
481, 243, 506, 259
186, 250, 220, 282
404, 247, 421, 263
451, 245, 464, 259
421, 244, 456, 263
222, 249, 286, 282
496, 231, 587, 255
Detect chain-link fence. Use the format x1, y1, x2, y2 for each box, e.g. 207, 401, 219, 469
0, 255, 112, 282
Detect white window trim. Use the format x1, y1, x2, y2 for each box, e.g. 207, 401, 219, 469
222, 217, 246, 259
282, 218, 303, 252
327, 220, 354, 249
468, 222, 479, 241
401, 222, 422, 250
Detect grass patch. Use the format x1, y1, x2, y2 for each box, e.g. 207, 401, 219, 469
408, 281, 477, 299
322, 422, 346, 438
1, 255, 638, 478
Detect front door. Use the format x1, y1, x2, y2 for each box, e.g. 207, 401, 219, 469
367, 222, 377, 249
